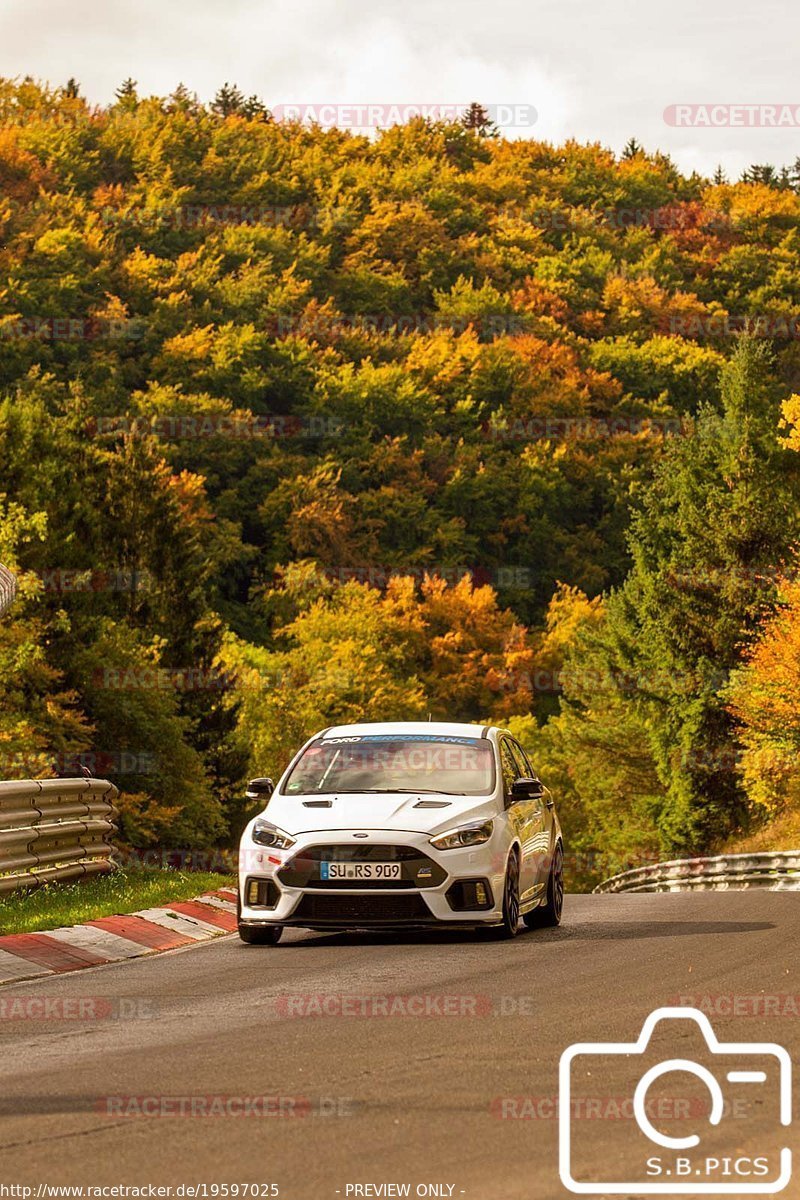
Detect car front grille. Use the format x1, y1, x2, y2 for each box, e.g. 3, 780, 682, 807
293, 893, 432, 924
278, 844, 447, 890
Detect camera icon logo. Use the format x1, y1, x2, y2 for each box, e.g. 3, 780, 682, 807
559, 1007, 792, 1194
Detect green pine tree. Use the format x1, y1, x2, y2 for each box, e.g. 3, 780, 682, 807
461, 102, 498, 138
553, 337, 800, 855
114, 78, 138, 109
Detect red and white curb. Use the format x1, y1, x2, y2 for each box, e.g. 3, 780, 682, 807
0, 888, 237, 985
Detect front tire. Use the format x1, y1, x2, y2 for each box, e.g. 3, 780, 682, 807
524, 842, 564, 929
492, 850, 520, 939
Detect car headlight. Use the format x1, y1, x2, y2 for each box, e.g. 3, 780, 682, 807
430, 820, 494, 851
251, 819, 296, 850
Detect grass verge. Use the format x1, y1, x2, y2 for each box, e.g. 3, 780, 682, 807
722, 809, 800, 856
0, 868, 235, 935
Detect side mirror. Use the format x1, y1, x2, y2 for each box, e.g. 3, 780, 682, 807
246, 777, 274, 801
511, 777, 545, 801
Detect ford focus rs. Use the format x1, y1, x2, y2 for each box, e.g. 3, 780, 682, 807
237, 721, 563, 944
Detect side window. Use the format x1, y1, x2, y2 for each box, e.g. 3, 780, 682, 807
499, 738, 521, 795
511, 740, 535, 778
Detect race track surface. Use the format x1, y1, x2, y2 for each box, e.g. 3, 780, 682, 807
1, 892, 798, 1199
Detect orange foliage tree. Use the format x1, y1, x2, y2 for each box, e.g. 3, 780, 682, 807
726, 392, 800, 818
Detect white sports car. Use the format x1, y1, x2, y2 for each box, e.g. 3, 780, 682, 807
237, 720, 563, 944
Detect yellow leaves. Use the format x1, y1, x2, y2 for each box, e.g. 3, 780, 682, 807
604, 272, 665, 315
417, 573, 537, 719
779, 394, 800, 452
219, 581, 432, 778
536, 583, 604, 671
32, 228, 78, 257
0, 125, 52, 200
92, 182, 126, 212
512, 279, 569, 324
349, 199, 447, 264
605, 273, 687, 321
114, 791, 184, 845
228, 564, 542, 775
705, 182, 800, 224
727, 574, 800, 815
89, 293, 130, 325
603, 272, 709, 338
167, 470, 213, 522
160, 324, 215, 363
122, 246, 169, 289
278, 465, 356, 561
404, 327, 482, 389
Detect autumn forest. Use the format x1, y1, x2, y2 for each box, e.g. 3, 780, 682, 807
3, 78, 800, 884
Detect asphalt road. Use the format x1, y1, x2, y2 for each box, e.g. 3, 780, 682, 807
1, 892, 798, 1200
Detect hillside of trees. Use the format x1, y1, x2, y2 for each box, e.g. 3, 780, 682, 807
3, 78, 800, 883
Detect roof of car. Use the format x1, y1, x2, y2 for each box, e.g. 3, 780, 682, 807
321, 721, 493, 739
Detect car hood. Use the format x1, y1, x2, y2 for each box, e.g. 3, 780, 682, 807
256, 791, 498, 836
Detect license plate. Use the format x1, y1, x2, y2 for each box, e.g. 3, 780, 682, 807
320, 861, 402, 881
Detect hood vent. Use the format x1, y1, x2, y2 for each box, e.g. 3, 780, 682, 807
413, 799, 451, 809
302, 799, 333, 808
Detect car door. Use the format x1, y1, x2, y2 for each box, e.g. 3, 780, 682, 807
499, 736, 538, 902
511, 739, 553, 893
507, 738, 549, 899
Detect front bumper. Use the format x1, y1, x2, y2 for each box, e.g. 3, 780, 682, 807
238, 827, 507, 929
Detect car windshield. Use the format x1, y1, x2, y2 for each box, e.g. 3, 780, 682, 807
281, 734, 495, 797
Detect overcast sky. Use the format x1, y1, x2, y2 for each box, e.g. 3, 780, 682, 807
0, 0, 797, 179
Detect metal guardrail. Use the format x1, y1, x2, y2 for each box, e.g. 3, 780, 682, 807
594, 850, 800, 894
0, 564, 17, 617
0, 778, 119, 893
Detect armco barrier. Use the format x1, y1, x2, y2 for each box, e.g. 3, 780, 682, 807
594, 850, 800, 894
0, 777, 119, 893
0, 564, 16, 617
